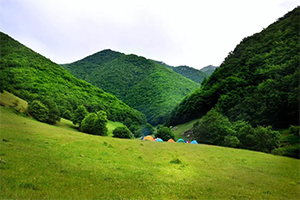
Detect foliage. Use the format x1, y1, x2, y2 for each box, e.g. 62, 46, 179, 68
93, 110, 108, 136
28, 100, 49, 123
81, 113, 97, 134
27, 98, 60, 124
192, 109, 280, 153
192, 108, 236, 145
167, 7, 300, 129
0, 33, 146, 125
72, 105, 88, 128
113, 126, 132, 139
62, 50, 200, 125
155, 126, 175, 141
81, 110, 108, 136
272, 125, 300, 158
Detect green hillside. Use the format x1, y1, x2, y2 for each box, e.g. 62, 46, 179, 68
0, 32, 146, 124
62, 50, 200, 125
1, 106, 299, 199
167, 7, 299, 129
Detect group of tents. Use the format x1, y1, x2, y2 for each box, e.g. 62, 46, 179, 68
141, 135, 198, 144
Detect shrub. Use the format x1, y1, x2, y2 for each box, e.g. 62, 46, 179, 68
81, 110, 108, 136
28, 100, 49, 123
192, 108, 235, 145
93, 110, 108, 136
81, 113, 97, 134
72, 105, 88, 128
155, 126, 174, 141
113, 126, 132, 139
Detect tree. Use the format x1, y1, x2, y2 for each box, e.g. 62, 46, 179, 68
93, 110, 108, 136
113, 126, 132, 139
28, 100, 49, 123
192, 108, 235, 145
155, 126, 174, 141
81, 111, 108, 136
253, 126, 280, 153
81, 113, 97, 134
42, 98, 60, 124
72, 105, 88, 128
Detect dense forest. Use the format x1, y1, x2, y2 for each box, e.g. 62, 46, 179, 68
62, 50, 200, 125
0, 32, 146, 125
167, 6, 299, 129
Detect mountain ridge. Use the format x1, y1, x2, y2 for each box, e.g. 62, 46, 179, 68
62, 50, 201, 125
0, 32, 146, 124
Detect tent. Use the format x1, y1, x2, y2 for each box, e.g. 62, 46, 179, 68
190, 140, 198, 144
143, 135, 154, 141
177, 138, 185, 143
167, 139, 175, 143
155, 138, 164, 142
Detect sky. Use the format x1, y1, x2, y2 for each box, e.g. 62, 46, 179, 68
0, 0, 299, 69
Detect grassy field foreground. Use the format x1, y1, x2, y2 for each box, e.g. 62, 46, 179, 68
0, 106, 299, 199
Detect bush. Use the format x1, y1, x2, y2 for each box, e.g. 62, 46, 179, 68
81, 113, 97, 134
113, 126, 132, 139
28, 100, 49, 123
81, 111, 108, 136
72, 105, 88, 128
155, 126, 174, 141
192, 108, 235, 145
93, 110, 108, 136
253, 126, 280, 153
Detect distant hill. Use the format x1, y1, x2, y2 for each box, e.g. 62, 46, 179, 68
62, 51, 200, 125
200, 65, 218, 75
0, 32, 146, 124
167, 6, 300, 129
152, 61, 209, 84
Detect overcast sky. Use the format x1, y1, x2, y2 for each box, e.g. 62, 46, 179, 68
0, 0, 298, 69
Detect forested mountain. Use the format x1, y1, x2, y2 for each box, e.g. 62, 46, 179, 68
152, 61, 209, 84
62, 51, 200, 125
167, 6, 299, 129
172, 65, 208, 84
200, 65, 218, 75
0, 32, 146, 124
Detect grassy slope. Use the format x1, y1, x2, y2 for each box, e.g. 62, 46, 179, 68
0, 90, 28, 111
1, 107, 299, 199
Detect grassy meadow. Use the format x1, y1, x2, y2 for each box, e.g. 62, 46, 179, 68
0, 106, 299, 199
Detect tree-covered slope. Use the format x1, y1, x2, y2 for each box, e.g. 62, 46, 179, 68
167, 7, 299, 129
0, 32, 146, 124
62, 51, 200, 125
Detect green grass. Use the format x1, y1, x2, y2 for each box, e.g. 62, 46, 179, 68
0, 106, 299, 199
0, 90, 28, 111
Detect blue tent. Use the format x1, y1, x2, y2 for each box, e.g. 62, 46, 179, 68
190, 140, 198, 144
155, 138, 164, 142
177, 138, 185, 143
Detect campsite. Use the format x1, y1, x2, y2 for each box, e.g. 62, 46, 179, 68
1, 2, 299, 199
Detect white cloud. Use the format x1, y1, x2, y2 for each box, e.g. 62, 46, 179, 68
0, 0, 298, 68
